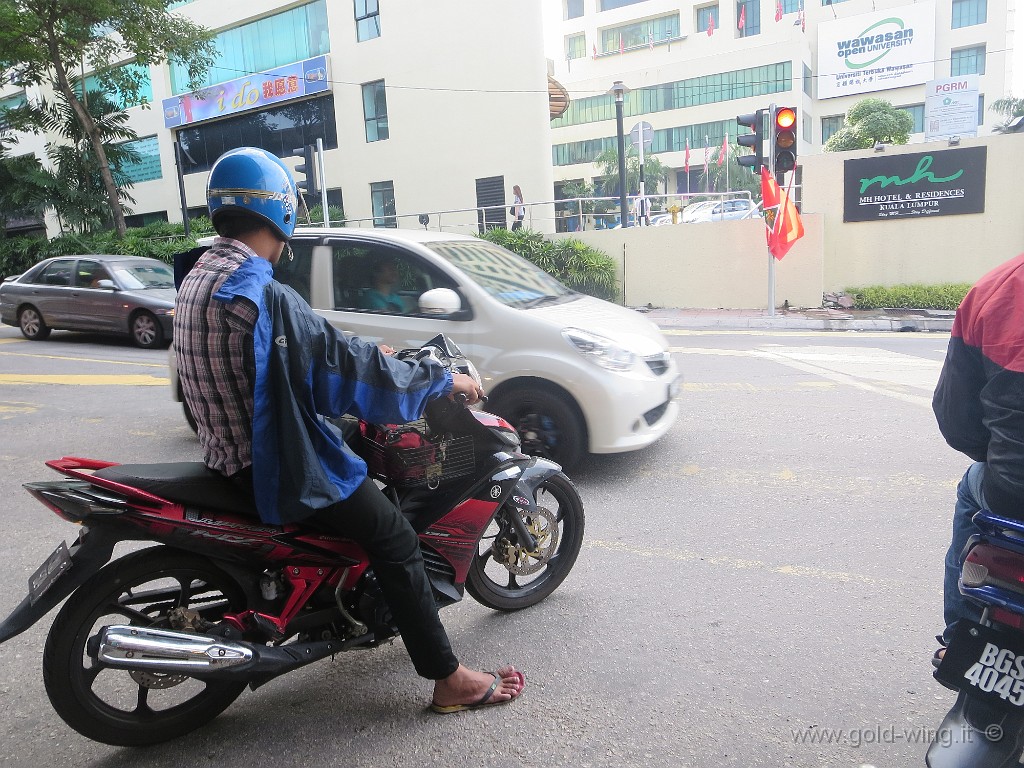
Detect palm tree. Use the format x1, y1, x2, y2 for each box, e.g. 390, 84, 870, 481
594, 145, 668, 197
991, 97, 1024, 132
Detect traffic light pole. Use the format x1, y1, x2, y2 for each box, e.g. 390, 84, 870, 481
767, 102, 777, 317
317, 138, 329, 226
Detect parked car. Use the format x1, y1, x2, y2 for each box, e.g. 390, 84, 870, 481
689, 199, 759, 222
169, 228, 681, 467
0, 255, 176, 348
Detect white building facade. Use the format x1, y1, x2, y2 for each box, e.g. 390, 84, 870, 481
0, 0, 555, 238
547, 0, 1011, 200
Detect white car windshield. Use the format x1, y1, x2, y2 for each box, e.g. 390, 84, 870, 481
112, 263, 175, 290
426, 240, 575, 308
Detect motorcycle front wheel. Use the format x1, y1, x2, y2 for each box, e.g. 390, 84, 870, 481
466, 472, 585, 611
42, 547, 251, 746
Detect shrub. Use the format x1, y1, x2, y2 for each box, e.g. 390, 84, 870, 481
479, 228, 618, 302
843, 283, 971, 311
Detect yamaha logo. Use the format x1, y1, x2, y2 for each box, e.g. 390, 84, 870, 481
490, 485, 502, 499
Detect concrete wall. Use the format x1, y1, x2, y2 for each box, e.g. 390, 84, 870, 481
552, 133, 1023, 309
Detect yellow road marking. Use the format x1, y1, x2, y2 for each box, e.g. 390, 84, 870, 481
0, 349, 166, 368
0, 374, 169, 386
586, 539, 877, 585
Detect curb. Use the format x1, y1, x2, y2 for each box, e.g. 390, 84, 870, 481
642, 311, 954, 333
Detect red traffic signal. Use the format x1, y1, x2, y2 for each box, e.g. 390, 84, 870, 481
771, 106, 797, 177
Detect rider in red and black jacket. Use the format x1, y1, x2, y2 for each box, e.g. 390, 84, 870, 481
933, 252, 1024, 641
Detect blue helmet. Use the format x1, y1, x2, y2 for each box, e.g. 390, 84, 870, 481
207, 147, 299, 240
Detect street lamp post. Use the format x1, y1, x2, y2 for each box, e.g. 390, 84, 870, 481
608, 81, 630, 228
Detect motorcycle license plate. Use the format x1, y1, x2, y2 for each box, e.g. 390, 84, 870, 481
28, 541, 71, 606
935, 620, 1024, 710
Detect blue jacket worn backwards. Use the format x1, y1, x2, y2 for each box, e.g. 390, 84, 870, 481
214, 257, 453, 525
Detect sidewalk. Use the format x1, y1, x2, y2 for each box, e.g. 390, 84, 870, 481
638, 307, 955, 333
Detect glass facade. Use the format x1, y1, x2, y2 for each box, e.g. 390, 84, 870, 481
600, 0, 651, 10
783, 0, 800, 12
566, 0, 584, 19
370, 181, 397, 228
566, 33, 587, 60
362, 80, 388, 142
900, 104, 925, 133
355, 0, 381, 41
178, 94, 338, 175
552, 62, 792, 128
952, 0, 986, 28
82, 63, 153, 110
696, 5, 719, 34
737, 0, 760, 37
552, 118, 739, 166
821, 115, 843, 143
951, 46, 986, 76
803, 63, 812, 96
170, 0, 329, 95
118, 136, 163, 184
601, 14, 679, 52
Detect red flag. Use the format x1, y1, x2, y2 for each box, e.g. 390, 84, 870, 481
684, 138, 690, 175
775, 0, 783, 21
620, 34, 625, 54
706, 14, 715, 36
718, 134, 728, 165
799, 0, 805, 31
592, 43, 597, 59
760, 167, 804, 260
704, 140, 710, 174
738, 5, 746, 30
648, 30, 655, 50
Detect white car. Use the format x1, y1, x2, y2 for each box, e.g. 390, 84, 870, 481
169, 228, 680, 467
688, 199, 759, 222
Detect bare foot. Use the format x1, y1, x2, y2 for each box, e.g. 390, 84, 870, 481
431, 664, 525, 711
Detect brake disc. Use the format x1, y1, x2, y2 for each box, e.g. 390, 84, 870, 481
493, 505, 559, 575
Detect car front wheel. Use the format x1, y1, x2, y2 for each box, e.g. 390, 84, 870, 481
131, 311, 164, 349
18, 305, 51, 340
492, 387, 586, 469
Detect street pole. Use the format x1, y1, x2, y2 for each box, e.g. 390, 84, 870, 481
610, 81, 629, 228
173, 136, 191, 238
316, 138, 329, 227
638, 122, 646, 226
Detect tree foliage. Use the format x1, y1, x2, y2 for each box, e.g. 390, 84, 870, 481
823, 98, 914, 152
991, 97, 1024, 132
594, 144, 669, 195
0, 0, 215, 235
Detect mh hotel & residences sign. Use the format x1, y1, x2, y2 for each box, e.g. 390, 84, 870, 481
843, 147, 986, 222
817, 2, 935, 99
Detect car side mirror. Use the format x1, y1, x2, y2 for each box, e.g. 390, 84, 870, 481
418, 288, 462, 315
95, 279, 117, 290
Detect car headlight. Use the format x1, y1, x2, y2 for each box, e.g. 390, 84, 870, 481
562, 328, 636, 372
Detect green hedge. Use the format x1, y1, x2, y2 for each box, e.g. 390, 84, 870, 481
843, 283, 971, 311
478, 228, 619, 302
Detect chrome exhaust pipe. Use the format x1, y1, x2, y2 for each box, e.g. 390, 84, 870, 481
97, 625, 253, 673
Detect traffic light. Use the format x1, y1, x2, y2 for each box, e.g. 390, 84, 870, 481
735, 110, 765, 173
292, 143, 319, 198
771, 106, 797, 180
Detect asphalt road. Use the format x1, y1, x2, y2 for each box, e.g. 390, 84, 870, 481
0, 325, 964, 767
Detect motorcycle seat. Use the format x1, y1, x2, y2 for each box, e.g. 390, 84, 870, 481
94, 462, 257, 517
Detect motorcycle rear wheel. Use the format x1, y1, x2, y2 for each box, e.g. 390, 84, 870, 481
43, 547, 251, 746
466, 472, 585, 611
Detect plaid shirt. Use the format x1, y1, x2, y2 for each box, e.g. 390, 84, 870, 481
174, 238, 259, 476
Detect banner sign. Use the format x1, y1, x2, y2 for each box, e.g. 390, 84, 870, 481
162, 55, 330, 129
843, 146, 986, 222
817, 2, 935, 99
925, 76, 979, 140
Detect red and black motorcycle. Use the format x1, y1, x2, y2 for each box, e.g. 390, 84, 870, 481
0, 336, 585, 746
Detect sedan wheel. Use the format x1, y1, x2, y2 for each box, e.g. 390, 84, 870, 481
19, 306, 51, 340
131, 311, 164, 349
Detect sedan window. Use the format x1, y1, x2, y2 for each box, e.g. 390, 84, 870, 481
112, 263, 175, 290
76, 261, 113, 289
37, 261, 73, 286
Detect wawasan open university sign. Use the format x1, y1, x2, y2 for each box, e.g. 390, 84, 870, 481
843, 146, 986, 222
817, 2, 935, 99
161, 56, 330, 129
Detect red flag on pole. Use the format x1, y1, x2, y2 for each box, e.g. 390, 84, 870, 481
775, 0, 783, 21
704, 139, 710, 174
760, 167, 805, 260
718, 134, 728, 165
738, 5, 746, 30
592, 43, 597, 59
706, 14, 715, 36
799, 0, 805, 31
619, 34, 625, 53
648, 29, 655, 50
684, 138, 690, 175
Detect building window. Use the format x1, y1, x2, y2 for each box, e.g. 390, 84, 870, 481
552, 118, 739, 166
370, 181, 396, 228
600, 0, 650, 10
355, 0, 381, 41
951, 45, 986, 76
123, 211, 169, 228
179, 94, 338, 175
552, 61, 792, 128
170, 0, 329, 94
362, 80, 388, 142
81, 63, 153, 110
117, 136, 163, 184
978, 93, 985, 125
696, 5, 719, 34
782, 0, 800, 11
820, 0, 850, 5
899, 104, 925, 133
736, 0, 760, 37
803, 63, 812, 96
566, 33, 587, 60
802, 112, 811, 142
952, 0, 986, 28
566, 0, 584, 19
0, 91, 27, 124
821, 115, 844, 143
601, 13, 679, 52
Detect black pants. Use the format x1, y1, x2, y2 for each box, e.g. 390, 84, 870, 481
511, 217, 523, 231
235, 470, 459, 680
